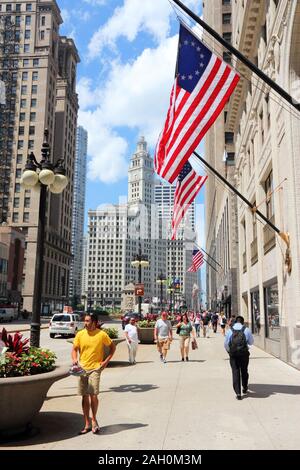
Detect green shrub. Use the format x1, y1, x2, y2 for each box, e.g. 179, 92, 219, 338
137, 320, 156, 328
103, 327, 119, 339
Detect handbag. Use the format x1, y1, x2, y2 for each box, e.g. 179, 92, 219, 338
191, 338, 198, 350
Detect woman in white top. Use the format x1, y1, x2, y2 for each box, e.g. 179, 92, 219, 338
124, 317, 139, 364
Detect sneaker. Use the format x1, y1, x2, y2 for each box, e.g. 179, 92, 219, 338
185, 357, 189, 361
163, 358, 167, 363
242, 388, 248, 395
236, 395, 242, 400
160, 354, 163, 362
181, 358, 185, 361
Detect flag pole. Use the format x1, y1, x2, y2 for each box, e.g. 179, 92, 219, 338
171, 0, 300, 112
202, 256, 218, 273
195, 243, 223, 269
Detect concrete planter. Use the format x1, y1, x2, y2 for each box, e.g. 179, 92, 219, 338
104, 338, 125, 359
137, 327, 155, 344
0, 364, 69, 437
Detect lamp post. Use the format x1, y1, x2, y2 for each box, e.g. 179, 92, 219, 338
167, 287, 174, 313
21, 130, 68, 347
131, 243, 149, 318
156, 272, 166, 310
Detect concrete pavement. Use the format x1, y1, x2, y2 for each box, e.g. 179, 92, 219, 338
1, 328, 300, 450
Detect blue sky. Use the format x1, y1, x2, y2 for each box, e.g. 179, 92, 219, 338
58, 0, 206, 294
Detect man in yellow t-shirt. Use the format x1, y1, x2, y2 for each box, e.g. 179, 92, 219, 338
71, 313, 116, 435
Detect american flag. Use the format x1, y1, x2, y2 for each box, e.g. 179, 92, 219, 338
171, 161, 207, 240
154, 23, 240, 183
187, 249, 204, 272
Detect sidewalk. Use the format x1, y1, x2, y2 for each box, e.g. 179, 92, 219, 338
1, 330, 300, 450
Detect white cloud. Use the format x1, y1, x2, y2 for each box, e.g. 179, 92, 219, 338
60, 8, 71, 24
78, 34, 178, 183
88, 0, 199, 59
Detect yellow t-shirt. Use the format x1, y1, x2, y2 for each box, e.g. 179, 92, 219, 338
73, 328, 112, 370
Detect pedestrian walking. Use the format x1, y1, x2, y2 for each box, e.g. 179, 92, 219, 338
224, 315, 254, 400
211, 311, 219, 333
176, 313, 195, 361
228, 314, 236, 328
201, 311, 210, 338
219, 312, 227, 336
154, 311, 173, 363
124, 317, 139, 365
194, 312, 201, 337
71, 313, 116, 434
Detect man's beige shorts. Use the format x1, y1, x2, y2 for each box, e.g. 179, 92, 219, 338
78, 368, 101, 396
157, 337, 171, 351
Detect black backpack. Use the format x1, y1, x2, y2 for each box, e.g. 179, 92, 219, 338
229, 326, 248, 356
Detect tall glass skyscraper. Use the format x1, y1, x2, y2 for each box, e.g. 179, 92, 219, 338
69, 126, 88, 302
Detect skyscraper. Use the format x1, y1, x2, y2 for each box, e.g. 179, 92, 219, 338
0, 1, 80, 313
69, 126, 88, 303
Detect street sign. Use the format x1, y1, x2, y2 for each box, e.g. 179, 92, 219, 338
135, 284, 144, 296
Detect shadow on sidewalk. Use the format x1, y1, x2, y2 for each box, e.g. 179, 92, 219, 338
95, 422, 148, 436
166, 360, 206, 363
1, 411, 86, 446
108, 361, 153, 368
108, 383, 159, 393
248, 383, 300, 398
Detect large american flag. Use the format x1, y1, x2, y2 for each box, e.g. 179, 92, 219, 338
154, 23, 240, 183
171, 161, 207, 240
187, 249, 204, 272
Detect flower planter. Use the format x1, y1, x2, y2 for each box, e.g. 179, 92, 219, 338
0, 363, 69, 437
137, 327, 155, 344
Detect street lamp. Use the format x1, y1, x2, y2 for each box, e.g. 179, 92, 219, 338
167, 287, 174, 313
131, 242, 149, 318
156, 272, 166, 310
21, 129, 68, 347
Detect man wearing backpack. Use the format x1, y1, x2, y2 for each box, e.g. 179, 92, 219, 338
224, 315, 254, 400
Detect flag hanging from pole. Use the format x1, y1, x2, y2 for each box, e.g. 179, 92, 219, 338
171, 160, 207, 240
187, 249, 204, 272
154, 23, 240, 183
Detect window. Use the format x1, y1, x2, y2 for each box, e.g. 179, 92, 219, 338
23, 213, 30, 223
16, 4, 21, 12
22, 71, 28, 81
222, 13, 231, 24
24, 44, 30, 53
6, 4, 12, 12
18, 140, 24, 149
28, 140, 34, 149
18, 126, 24, 135
264, 282, 279, 341
14, 198, 20, 208
223, 32, 232, 43
31, 85, 37, 94
41, 16, 45, 26
24, 197, 31, 208
30, 112, 36, 121
15, 183, 21, 193
25, 30, 31, 39
40, 31, 45, 40
26, 4, 32, 11
16, 168, 22, 179
33, 58, 39, 66
19, 112, 25, 122
32, 71, 38, 81
17, 154, 23, 164
225, 132, 234, 144
31, 98, 37, 107
21, 99, 27, 107
21, 85, 27, 95
251, 290, 260, 334
29, 126, 35, 135
25, 16, 31, 26
23, 59, 29, 66
223, 51, 232, 64
222, 0, 231, 4
13, 213, 19, 223
15, 17, 21, 27
264, 170, 274, 219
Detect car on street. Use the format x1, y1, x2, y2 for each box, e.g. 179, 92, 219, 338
49, 313, 84, 338
121, 312, 141, 330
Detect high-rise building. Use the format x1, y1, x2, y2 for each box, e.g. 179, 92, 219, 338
204, 0, 300, 369
0, 1, 79, 313
203, 0, 239, 317
69, 126, 88, 303
84, 137, 199, 310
